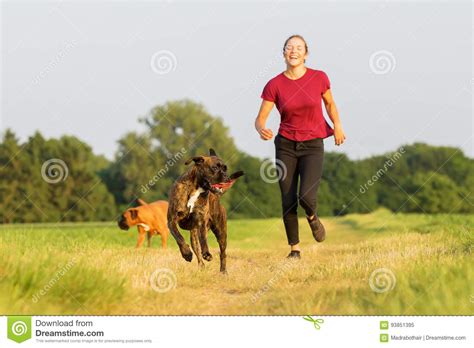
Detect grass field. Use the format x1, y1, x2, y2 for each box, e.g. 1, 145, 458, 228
0, 208, 473, 315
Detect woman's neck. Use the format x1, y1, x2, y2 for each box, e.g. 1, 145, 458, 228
284, 65, 307, 80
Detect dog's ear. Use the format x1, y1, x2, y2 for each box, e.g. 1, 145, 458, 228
229, 170, 244, 180
129, 209, 138, 220
209, 148, 217, 157
136, 198, 147, 206
185, 156, 205, 165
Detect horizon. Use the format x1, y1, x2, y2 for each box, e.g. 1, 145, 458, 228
1, 124, 473, 162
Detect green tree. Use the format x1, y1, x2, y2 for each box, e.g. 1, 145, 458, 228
0, 130, 115, 223
101, 132, 163, 210
405, 172, 464, 213
228, 154, 281, 218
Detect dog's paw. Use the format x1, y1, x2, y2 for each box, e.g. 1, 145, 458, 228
179, 245, 193, 262
182, 251, 193, 262
202, 251, 213, 261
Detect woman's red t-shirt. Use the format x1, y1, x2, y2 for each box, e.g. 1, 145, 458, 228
260, 68, 334, 141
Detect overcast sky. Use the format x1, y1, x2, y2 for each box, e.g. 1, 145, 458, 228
1, 0, 472, 161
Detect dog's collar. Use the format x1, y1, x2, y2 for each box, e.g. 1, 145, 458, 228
187, 187, 205, 213
136, 223, 150, 231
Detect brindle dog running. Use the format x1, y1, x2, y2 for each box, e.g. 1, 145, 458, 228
167, 148, 244, 273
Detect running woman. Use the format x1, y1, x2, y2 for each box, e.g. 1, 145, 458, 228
255, 34, 346, 259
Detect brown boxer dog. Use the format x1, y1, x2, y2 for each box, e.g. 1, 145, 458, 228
118, 199, 169, 249
167, 148, 244, 273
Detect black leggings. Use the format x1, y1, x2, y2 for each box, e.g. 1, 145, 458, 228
274, 133, 325, 245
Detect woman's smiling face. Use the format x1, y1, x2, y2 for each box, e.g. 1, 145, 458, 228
283, 37, 308, 67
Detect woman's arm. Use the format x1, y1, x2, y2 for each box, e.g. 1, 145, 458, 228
322, 89, 346, 145
255, 100, 275, 140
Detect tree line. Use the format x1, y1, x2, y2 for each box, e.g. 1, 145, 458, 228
1, 99, 472, 223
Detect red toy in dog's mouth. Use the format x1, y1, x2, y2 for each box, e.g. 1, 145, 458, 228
210, 171, 244, 193
211, 179, 236, 191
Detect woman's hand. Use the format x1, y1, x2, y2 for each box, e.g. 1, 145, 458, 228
257, 127, 274, 140
255, 100, 275, 141
322, 90, 345, 146
333, 124, 346, 146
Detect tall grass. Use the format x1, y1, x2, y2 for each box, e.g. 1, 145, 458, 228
0, 209, 472, 315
